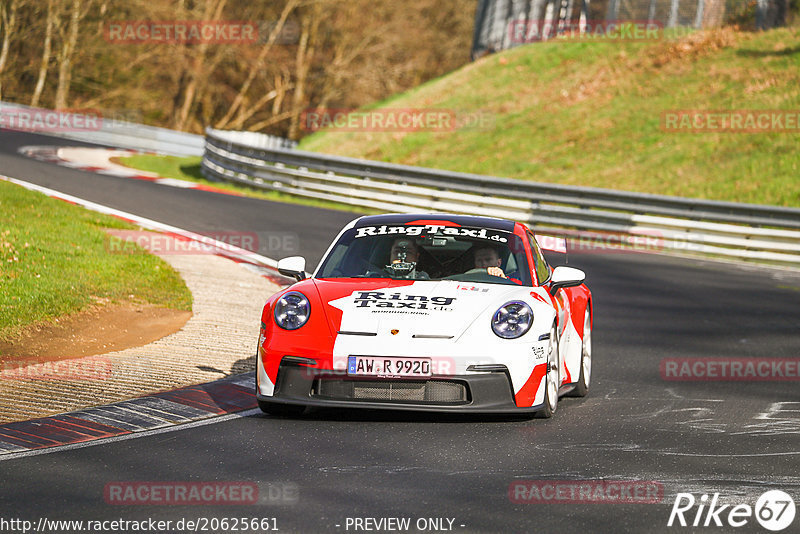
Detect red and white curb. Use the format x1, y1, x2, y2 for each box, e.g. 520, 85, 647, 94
18, 145, 244, 197
0, 175, 292, 454
0, 373, 258, 458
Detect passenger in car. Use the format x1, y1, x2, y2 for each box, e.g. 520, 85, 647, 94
473, 245, 508, 279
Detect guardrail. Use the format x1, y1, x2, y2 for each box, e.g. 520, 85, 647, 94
207, 128, 297, 150
202, 127, 800, 265
0, 101, 204, 156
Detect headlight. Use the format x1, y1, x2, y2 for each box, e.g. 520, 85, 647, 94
491, 301, 533, 339
274, 291, 310, 330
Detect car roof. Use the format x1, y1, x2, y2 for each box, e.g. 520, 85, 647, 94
353, 213, 517, 232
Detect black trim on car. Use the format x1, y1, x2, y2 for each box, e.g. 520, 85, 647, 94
258, 360, 545, 414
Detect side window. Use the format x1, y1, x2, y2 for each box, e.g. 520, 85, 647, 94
317, 244, 347, 277
527, 233, 551, 285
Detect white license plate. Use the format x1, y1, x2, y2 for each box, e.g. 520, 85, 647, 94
347, 356, 432, 378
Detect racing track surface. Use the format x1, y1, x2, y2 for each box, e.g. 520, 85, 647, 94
1, 130, 799, 533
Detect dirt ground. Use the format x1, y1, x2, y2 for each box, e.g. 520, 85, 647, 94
0, 303, 191, 363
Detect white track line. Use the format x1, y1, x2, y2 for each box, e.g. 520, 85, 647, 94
0, 174, 280, 269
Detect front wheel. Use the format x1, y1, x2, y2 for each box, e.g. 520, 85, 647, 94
568, 307, 592, 397
536, 323, 560, 418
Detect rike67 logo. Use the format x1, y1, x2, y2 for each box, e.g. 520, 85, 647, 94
668, 491, 796, 531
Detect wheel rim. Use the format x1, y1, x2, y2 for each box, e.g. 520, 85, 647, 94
582, 310, 592, 387
546, 326, 558, 411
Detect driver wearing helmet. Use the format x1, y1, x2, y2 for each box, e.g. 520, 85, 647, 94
383, 237, 429, 279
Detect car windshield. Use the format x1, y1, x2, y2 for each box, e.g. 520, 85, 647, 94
316, 224, 533, 286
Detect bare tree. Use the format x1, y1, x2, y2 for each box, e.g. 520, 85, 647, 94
245, 71, 294, 131
702, 0, 726, 27
214, 0, 299, 130
287, 4, 323, 139
0, 0, 476, 136
55, 0, 88, 109
173, 0, 228, 131
95, 0, 108, 35
0, 0, 20, 99
31, 0, 57, 107
310, 1, 383, 111
245, 69, 294, 129
667, 0, 680, 27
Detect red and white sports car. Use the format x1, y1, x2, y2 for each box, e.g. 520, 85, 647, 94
256, 214, 592, 417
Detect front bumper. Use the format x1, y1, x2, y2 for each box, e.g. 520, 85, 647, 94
257, 360, 546, 414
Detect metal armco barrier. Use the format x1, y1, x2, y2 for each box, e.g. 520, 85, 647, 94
202, 127, 800, 265
0, 101, 204, 156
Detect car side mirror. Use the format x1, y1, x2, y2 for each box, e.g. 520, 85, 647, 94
548, 266, 585, 295
277, 256, 308, 281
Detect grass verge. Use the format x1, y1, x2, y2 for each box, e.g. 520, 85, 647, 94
0, 180, 192, 342
300, 27, 800, 208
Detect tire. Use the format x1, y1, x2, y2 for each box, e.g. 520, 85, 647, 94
568, 306, 592, 397
536, 323, 560, 419
258, 400, 306, 417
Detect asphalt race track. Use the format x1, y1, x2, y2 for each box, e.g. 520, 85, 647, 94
1, 129, 799, 533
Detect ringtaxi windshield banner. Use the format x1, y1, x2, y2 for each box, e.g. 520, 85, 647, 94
354, 224, 509, 243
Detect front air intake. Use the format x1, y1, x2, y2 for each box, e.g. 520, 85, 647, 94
312, 379, 469, 404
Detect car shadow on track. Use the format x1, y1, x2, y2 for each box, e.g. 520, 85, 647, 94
255, 408, 536, 424
250, 398, 598, 423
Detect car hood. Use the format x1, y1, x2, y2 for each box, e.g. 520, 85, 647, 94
312, 278, 525, 340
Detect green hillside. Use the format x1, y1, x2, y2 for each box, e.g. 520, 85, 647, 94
300, 27, 800, 207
